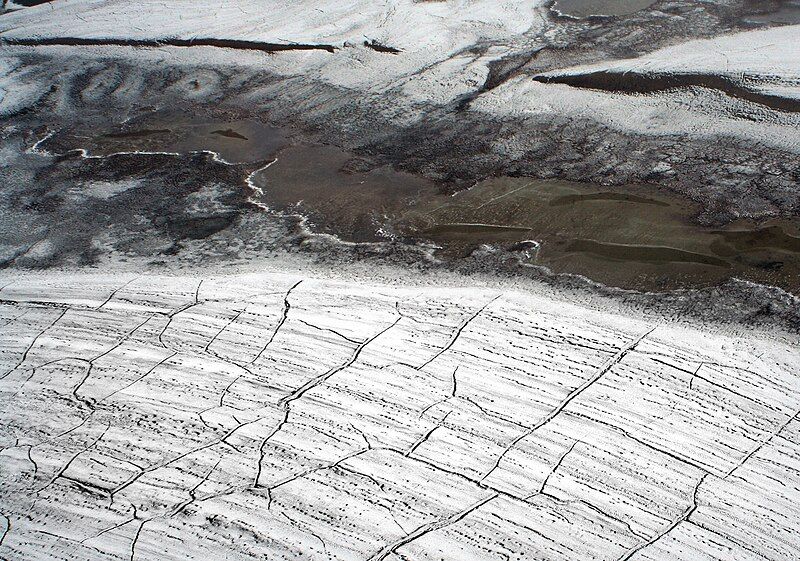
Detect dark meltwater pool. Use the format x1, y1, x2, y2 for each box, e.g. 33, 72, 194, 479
92, 117, 287, 163
252, 146, 800, 293
745, 1, 800, 25
403, 177, 800, 291
551, 0, 656, 18
43, 123, 800, 293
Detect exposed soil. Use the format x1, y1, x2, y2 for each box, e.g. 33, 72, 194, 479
1, 36, 339, 53
534, 71, 800, 114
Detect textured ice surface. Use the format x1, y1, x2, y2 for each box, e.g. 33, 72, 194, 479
0, 271, 797, 560
546, 24, 800, 82
2, 1, 798, 152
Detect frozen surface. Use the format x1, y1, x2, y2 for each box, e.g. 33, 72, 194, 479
0, 271, 797, 560
478, 24, 800, 152
0, 0, 545, 95
0, 0, 544, 45
0, 6, 799, 556
545, 24, 800, 83
472, 78, 800, 153
2, 1, 798, 153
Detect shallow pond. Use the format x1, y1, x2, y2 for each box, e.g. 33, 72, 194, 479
88, 117, 287, 163
253, 149, 800, 292
745, 1, 800, 25
551, 0, 656, 18
48, 125, 800, 293
405, 176, 800, 291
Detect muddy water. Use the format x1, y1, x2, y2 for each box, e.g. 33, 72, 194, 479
746, 1, 800, 24
253, 148, 800, 292
50, 121, 800, 293
404, 177, 800, 291
551, 0, 656, 18
88, 117, 287, 163
251, 144, 437, 242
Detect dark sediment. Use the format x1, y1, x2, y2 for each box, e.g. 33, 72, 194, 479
363, 40, 401, 54
533, 71, 800, 113
1, 36, 339, 53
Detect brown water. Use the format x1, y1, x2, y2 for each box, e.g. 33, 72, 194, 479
564, 240, 730, 269
104, 129, 171, 139
746, 1, 800, 24
53, 124, 800, 293
551, 0, 656, 18
252, 148, 800, 292
91, 118, 286, 163
549, 192, 669, 207
211, 129, 249, 141
405, 177, 800, 290
251, 144, 435, 242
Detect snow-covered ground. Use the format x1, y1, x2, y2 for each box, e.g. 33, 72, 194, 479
542, 24, 800, 84
516, 24, 800, 149
0, 0, 545, 47
476, 22, 800, 152
0, 270, 798, 560
0, 0, 545, 99
472, 77, 800, 153
1, 1, 799, 149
